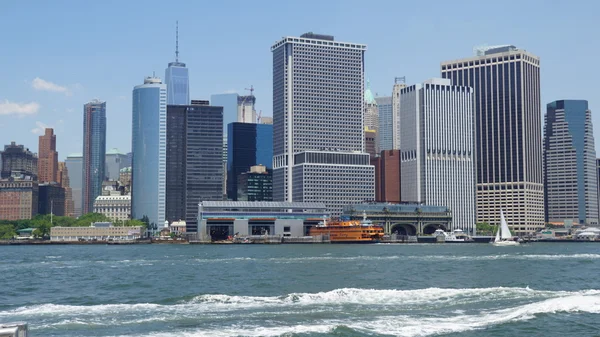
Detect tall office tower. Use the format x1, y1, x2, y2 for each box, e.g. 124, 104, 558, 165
38, 128, 58, 183
132, 77, 167, 226
166, 102, 223, 231
211, 93, 239, 134
238, 95, 257, 123
105, 148, 128, 181
222, 135, 228, 198
227, 122, 273, 200
371, 149, 401, 203
165, 21, 189, 105
376, 96, 393, 151
65, 153, 83, 217
400, 78, 475, 232
82, 99, 106, 215
544, 100, 598, 225
0, 142, 38, 180
441, 45, 544, 233
364, 80, 378, 130
392, 79, 406, 149
58, 162, 74, 217
38, 183, 66, 216
271, 32, 375, 216
364, 128, 377, 158
237, 165, 273, 201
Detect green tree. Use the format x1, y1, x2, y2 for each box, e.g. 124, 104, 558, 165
124, 219, 146, 228
33, 222, 51, 239
476, 222, 497, 235
0, 224, 17, 239
75, 213, 110, 227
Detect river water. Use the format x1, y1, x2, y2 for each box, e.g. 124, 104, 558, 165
1, 243, 599, 336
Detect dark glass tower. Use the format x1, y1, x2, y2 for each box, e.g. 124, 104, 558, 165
166, 102, 223, 231
82, 100, 106, 214
226, 122, 273, 200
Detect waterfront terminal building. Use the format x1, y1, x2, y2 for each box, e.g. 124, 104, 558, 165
197, 201, 328, 241
50, 223, 143, 242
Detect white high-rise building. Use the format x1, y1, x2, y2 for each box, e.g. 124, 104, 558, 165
237, 95, 256, 123
131, 77, 167, 226
400, 78, 475, 232
442, 45, 544, 233
271, 32, 375, 216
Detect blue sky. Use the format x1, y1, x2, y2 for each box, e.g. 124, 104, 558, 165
1, 0, 599, 160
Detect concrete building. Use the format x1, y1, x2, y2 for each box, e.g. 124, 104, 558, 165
166, 102, 223, 231
227, 122, 273, 200
65, 153, 83, 217
544, 100, 598, 225
364, 128, 378, 158
1, 142, 38, 180
376, 96, 393, 151
165, 22, 190, 105
343, 203, 452, 235
237, 165, 273, 201
197, 201, 328, 240
441, 45, 544, 233
50, 224, 143, 241
82, 99, 107, 215
38, 128, 58, 183
260, 116, 273, 125
392, 79, 406, 149
132, 77, 167, 227
0, 180, 38, 220
93, 195, 131, 221
105, 148, 128, 181
58, 162, 74, 217
119, 167, 131, 195
271, 32, 375, 216
371, 150, 401, 203
238, 95, 256, 123
364, 80, 378, 132
400, 78, 475, 232
38, 183, 65, 216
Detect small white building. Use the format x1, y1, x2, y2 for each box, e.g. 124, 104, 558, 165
93, 195, 131, 221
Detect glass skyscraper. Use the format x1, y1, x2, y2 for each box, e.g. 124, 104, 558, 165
227, 122, 273, 200
82, 100, 106, 215
166, 102, 224, 231
132, 77, 167, 226
441, 45, 544, 233
544, 100, 598, 225
165, 22, 189, 105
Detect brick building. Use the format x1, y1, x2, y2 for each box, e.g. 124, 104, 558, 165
371, 150, 401, 203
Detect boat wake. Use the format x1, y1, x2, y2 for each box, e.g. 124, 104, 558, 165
2, 287, 600, 336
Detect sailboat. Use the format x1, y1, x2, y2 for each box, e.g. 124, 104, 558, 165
491, 210, 520, 246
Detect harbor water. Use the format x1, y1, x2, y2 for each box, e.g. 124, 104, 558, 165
1, 243, 600, 336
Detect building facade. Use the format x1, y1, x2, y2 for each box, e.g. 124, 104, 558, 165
271, 32, 375, 215
0, 180, 38, 220
544, 100, 598, 225
441, 45, 544, 233
132, 77, 167, 226
400, 78, 475, 232
1, 142, 38, 180
364, 128, 378, 158
166, 102, 223, 230
38, 183, 65, 216
82, 99, 107, 215
376, 96, 394, 151
227, 122, 273, 200
38, 128, 58, 183
65, 153, 83, 217
105, 148, 129, 181
93, 195, 131, 221
58, 162, 75, 217
50, 225, 143, 241
371, 150, 401, 203
238, 95, 256, 123
165, 22, 189, 105
237, 165, 273, 201
364, 80, 378, 131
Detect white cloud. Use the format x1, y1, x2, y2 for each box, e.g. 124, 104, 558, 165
31, 77, 71, 96
31, 121, 51, 134
0, 100, 40, 116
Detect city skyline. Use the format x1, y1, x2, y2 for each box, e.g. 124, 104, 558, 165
1, 1, 599, 159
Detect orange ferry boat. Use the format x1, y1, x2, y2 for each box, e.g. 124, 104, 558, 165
309, 215, 384, 243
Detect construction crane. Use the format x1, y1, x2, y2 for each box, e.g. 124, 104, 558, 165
245, 85, 254, 96
257, 110, 262, 124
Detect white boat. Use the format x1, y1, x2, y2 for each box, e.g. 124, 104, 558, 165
492, 210, 520, 246
433, 229, 467, 242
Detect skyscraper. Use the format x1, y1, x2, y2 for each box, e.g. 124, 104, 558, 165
544, 100, 598, 225
238, 94, 257, 123
105, 148, 128, 181
166, 102, 223, 231
227, 122, 273, 200
400, 78, 475, 232
132, 77, 167, 226
82, 99, 106, 214
376, 96, 393, 151
364, 80, 378, 131
38, 128, 58, 183
0, 142, 37, 180
65, 153, 83, 217
165, 21, 189, 105
371, 150, 401, 203
271, 32, 375, 215
441, 45, 544, 233
58, 162, 74, 217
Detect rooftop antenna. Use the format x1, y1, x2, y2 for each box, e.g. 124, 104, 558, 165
175, 21, 179, 62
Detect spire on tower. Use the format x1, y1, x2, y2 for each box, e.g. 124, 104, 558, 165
175, 21, 179, 62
